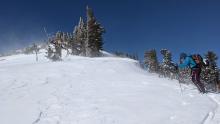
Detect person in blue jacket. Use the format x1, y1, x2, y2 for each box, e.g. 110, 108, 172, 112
179, 54, 206, 93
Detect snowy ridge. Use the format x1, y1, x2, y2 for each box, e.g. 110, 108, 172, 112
0, 52, 220, 124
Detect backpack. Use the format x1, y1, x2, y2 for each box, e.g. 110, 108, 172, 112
191, 54, 204, 68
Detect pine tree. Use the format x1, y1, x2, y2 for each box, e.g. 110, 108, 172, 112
205, 51, 218, 69
71, 26, 80, 55
160, 49, 172, 65
46, 45, 53, 59
73, 17, 87, 56
160, 49, 177, 79
46, 31, 63, 61
144, 49, 159, 73
202, 51, 219, 91
218, 69, 220, 90
65, 32, 73, 55
45, 6, 105, 59
135, 53, 139, 61
86, 6, 105, 57
54, 31, 62, 59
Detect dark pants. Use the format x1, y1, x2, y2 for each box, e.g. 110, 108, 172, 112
191, 68, 206, 93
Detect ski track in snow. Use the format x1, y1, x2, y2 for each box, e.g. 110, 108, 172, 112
203, 94, 220, 124
0, 52, 220, 124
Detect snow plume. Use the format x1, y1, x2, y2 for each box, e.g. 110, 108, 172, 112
0, 31, 45, 55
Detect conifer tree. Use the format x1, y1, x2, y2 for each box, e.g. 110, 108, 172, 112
205, 51, 218, 69
160, 49, 172, 65
73, 17, 87, 56
86, 6, 105, 57
54, 31, 62, 59
202, 51, 219, 91
46, 45, 53, 59
71, 26, 80, 55
46, 31, 63, 61
45, 6, 105, 59
65, 32, 73, 55
160, 49, 177, 79
144, 49, 159, 73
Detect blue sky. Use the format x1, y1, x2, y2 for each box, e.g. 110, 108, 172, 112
0, 0, 219, 64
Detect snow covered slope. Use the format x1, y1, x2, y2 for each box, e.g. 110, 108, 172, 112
0, 52, 220, 124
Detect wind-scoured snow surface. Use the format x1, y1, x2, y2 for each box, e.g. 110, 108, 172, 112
0, 51, 220, 124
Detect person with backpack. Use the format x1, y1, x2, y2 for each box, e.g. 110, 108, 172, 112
179, 54, 206, 93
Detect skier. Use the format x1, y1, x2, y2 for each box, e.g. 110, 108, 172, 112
179, 54, 206, 93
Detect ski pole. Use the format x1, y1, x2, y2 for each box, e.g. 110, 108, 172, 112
177, 71, 183, 93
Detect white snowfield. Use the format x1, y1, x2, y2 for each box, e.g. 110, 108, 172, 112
0, 51, 220, 124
